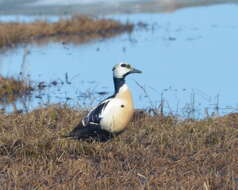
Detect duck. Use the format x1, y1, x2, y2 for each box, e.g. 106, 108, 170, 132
66, 62, 142, 141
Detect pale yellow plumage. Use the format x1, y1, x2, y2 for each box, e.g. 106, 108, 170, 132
100, 84, 134, 133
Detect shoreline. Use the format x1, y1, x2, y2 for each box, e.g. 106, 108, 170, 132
0, 0, 237, 16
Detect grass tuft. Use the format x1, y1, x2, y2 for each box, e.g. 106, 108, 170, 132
0, 76, 33, 104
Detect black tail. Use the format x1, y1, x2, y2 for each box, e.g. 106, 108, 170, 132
64, 123, 114, 142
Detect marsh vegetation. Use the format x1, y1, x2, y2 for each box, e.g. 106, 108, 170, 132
0, 76, 33, 104
0, 16, 133, 49
0, 105, 237, 189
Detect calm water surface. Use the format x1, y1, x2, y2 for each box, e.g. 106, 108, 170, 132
0, 4, 238, 117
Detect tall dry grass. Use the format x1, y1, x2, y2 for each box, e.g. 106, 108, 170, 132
0, 16, 133, 48
0, 76, 33, 104
0, 105, 237, 189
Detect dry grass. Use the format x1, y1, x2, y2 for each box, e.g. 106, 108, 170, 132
0, 76, 32, 103
0, 105, 237, 189
0, 16, 133, 48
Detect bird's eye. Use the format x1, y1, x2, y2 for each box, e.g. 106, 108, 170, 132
126, 65, 131, 69
121, 64, 127, 67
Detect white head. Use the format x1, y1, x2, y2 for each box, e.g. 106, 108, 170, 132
112, 62, 142, 79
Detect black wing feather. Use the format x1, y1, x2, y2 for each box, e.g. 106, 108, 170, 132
65, 96, 115, 141
82, 97, 112, 126
67, 123, 113, 142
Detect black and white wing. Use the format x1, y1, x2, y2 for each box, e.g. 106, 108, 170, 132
65, 96, 115, 141
81, 97, 113, 127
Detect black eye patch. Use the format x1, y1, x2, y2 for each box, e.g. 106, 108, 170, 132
121, 64, 131, 69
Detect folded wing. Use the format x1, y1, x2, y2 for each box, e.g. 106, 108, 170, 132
82, 97, 113, 127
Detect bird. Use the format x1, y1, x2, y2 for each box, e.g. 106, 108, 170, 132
66, 62, 142, 141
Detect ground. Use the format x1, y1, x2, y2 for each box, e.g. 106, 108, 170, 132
0, 105, 237, 189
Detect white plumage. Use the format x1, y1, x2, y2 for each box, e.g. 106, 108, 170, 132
67, 62, 142, 141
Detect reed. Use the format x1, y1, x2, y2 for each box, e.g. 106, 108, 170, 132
0, 76, 32, 103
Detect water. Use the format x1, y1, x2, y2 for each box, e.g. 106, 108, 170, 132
0, 3, 238, 117
32, 0, 139, 6
0, 0, 237, 16
0, 15, 66, 23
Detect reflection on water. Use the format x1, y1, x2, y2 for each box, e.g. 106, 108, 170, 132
0, 4, 238, 118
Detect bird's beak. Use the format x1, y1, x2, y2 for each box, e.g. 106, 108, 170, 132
130, 67, 142, 74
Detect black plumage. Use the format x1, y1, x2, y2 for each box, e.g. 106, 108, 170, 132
82, 98, 111, 126
67, 123, 114, 142
66, 97, 114, 142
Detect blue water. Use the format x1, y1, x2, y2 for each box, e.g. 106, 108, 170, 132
0, 15, 65, 23
0, 4, 238, 117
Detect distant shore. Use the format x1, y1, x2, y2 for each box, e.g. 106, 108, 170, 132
0, 0, 237, 16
